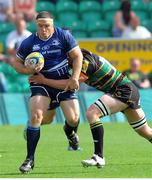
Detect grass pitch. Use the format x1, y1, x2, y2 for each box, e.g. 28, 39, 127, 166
0, 122, 152, 178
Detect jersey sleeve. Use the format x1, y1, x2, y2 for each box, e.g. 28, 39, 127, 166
16, 38, 31, 61
63, 30, 78, 52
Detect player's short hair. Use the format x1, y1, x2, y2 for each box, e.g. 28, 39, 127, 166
36, 11, 54, 20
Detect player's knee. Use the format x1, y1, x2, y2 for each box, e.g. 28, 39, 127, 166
67, 112, 79, 126
30, 110, 43, 125
130, 117, 152, 140
86, 100, 110, 123
86, 108, 100, 123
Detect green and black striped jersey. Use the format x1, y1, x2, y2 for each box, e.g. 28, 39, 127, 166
80, 48, 131, 92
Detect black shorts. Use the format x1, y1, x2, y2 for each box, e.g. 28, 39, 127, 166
111, 82, 140, 109
30, 84, 77, 110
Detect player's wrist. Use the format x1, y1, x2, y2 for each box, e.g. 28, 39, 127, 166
70, 76, 79, 81
42, 77, 48, 85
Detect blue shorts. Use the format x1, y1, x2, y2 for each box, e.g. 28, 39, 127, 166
30, 83, 77, 110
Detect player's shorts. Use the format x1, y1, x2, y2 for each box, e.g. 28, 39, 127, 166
48, 101, 60, 110
111, 82, 140, 109
30, 84, 77, 110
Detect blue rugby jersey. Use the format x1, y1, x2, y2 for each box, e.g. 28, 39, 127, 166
16, 27, 78, 79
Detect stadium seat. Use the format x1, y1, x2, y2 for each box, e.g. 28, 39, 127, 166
78, 0, 99, 1
58, 13, 79, 25
5, 65, 19, 82
79, 1, 102, 22
56, 1, 78, 22
27, 22, 36, 33
135, 11, 149, 21
104, 11, 117, 24
0, 63, 13, 76
89, 31, 112, 38
87, 20, 112, 38
72, 31, 88, 39
102, 1, 120, 24
148, 2, 152, 18
36, 1, 56, 16
0, 22, 15, 34
131, 0, 148, 11
59, 20, 88, 38
57, 0, 76, 2
141, 19, 152, 32
131, 0, 149, 21
102, 1, 120, 13
81, 12, 102, 23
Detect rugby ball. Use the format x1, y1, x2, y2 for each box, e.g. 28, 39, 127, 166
24, 52, 44, 70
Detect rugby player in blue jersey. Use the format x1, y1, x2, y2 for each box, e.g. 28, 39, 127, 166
12, 11, 83, 173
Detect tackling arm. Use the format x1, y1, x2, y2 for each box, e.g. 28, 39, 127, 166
29, 73, 68, 90
68, 46, 83, 80
65, 46, 83, 91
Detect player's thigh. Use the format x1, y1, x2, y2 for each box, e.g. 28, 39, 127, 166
99, 94, 128, 114
87, 94, 128, 121
42, 109, 56, 124
30, 95, 50, 117
123, 108, 145, 123
123, 107, 152, 138
60, 99, 80, 122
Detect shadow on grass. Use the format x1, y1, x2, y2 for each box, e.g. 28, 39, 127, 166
0, 165, 95, 176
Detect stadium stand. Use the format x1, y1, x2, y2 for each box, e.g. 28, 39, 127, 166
56, 1, 78, 23
0, 0, 152, 113
79, 1, 102, 23
148, 1, 152, 18
60, 20, 88, 38
36, 1, 56, 15
130, 0, 149, 21
87, 19, 112, 38
27, 22, 36, 33
141, 19, 152, 33
102, 0, 120, 24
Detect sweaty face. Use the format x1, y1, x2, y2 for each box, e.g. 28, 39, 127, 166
36, 18, 54, 39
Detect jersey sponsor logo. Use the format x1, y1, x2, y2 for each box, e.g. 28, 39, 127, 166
47, 49, 61, 53
42, 45, 50, 50
32, 44, 40, 51
82, 59, 89, 73
52, 39, 60, 46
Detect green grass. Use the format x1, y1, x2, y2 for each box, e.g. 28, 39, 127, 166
0, 122, 152, 178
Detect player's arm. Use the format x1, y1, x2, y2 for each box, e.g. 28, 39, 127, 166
12, 57, 36, 74
29, 72, 87, 90
29, 73, 69, 90
68, 46, 83, 80
12, 36, 37, 74
65, 46, 83, 91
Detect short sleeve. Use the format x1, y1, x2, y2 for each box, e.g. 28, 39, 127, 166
16, 39, 30, 61
63, 30, 78, 52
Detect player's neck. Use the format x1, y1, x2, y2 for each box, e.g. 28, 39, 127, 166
37, 31, 54, 41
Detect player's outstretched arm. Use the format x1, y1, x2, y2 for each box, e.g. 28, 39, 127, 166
29, 73, 69, 90
12, 57, 37, 74
65, 47, 83, 91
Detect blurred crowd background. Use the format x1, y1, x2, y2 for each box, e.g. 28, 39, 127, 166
0, 0, 152, 93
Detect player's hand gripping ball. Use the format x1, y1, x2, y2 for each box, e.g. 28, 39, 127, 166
25, 52, 44, 72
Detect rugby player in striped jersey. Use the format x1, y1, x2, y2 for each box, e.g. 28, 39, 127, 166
29, 48, 152, 168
